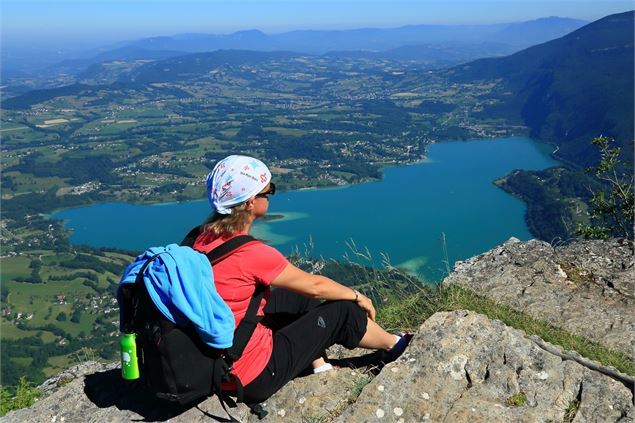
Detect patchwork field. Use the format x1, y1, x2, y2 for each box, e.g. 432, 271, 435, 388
1, 248, 132, 387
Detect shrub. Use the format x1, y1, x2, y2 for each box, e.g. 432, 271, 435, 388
0, 377, 41, 416
577, 136, 634, 240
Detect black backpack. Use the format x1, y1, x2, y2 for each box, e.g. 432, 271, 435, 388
119, 227, 268, 420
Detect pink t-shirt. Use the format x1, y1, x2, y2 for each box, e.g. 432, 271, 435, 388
193, 231, 288, 388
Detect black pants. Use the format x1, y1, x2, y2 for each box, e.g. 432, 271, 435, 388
242, 289, 368, 403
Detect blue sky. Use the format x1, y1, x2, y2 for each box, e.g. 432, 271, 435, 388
2, 0, 632, 47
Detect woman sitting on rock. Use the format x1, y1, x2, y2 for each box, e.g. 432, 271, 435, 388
192, 155, 411, 403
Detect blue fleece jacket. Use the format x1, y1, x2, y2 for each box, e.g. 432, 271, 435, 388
117, 244, 235, 349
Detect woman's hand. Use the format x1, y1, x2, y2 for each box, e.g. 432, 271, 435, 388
354, 291, 376, 321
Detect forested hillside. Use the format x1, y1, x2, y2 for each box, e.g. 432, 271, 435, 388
446, 11, 634, 169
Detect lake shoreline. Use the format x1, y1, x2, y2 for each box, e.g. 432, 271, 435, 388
47, 136, 553, 217
53, 137, 560, 282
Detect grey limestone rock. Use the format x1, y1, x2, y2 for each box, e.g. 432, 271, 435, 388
1, 360, 254, 423
252, 367, 372, 423
0, 361, 367, 423
442, 238, 635, 357
2, 311, 633, 422
335, 311, 633, 423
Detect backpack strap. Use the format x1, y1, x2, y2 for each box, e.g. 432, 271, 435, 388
205, 235, 259, 265
180, 226, 260, 265
200, 233, 268, 409
199, 234, 265, 363
225, 283, 266, 362
129, 254, 163, 329
134, 254, 161, 287
180, 225, 203, 248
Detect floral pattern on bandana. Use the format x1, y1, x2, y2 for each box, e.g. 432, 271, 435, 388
207, 155, 271, 214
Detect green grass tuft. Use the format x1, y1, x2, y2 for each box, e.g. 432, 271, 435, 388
375, 283, 634, 376
351, 373, 372, 399
505, 391, 527, 407
563, 399, 580, 422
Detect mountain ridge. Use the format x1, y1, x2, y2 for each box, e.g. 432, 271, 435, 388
114, 17, 586, 54
1, 16, 586, 79
446, 10, 634, 168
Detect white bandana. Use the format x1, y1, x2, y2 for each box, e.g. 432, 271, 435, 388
207, 155, 271, 214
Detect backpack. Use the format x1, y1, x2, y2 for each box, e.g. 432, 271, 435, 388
117, 227, 268, 420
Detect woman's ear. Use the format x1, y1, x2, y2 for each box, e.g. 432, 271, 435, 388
246, 197, 256, 210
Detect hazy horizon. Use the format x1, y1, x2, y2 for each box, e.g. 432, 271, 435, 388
2, 0, 632, 50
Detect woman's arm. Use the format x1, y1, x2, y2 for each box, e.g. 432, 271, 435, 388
271, 262, 376, 320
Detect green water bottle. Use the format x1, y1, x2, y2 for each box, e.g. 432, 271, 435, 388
120, 333, 140, 380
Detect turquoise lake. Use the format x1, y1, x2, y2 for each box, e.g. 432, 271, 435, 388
53, 137, 559, 282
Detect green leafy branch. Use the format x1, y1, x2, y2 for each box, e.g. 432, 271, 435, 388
0, 377, 42, 417
577, 136, 634, 240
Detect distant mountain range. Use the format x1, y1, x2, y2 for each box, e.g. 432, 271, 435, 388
2, 16, 586, 80
110, 17, 586, 55
446, 11, 634, 168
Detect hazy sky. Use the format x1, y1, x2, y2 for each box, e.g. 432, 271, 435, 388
2, 0, 632, 47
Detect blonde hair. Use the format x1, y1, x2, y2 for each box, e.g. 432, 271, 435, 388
203, 202, 251, 237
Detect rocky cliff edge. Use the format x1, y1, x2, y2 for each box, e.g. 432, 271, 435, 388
443, 238, 634, 358
2, 239, 634, 422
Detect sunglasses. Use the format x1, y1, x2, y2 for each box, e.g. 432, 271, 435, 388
255, 182, 276, 198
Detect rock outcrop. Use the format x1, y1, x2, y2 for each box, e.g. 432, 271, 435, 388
3, 311, 633, 423
336, 311, 633, 423
443, 238, 635, 357
2, 239, 633, 422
